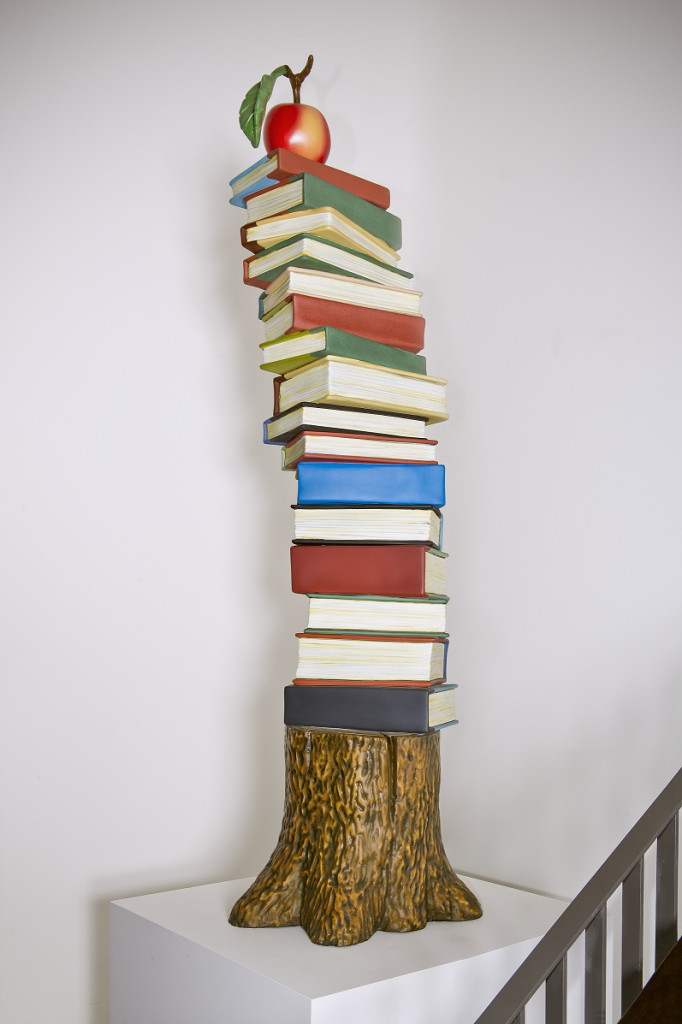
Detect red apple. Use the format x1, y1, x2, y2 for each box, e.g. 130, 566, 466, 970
263, 103, 331, 164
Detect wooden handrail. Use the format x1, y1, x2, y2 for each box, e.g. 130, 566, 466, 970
473, 766, 682, 1024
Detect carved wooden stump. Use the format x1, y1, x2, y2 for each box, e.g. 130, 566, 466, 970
230, 727, 482, 946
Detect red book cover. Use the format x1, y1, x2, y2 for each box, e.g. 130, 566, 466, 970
272, 294, 425, 352
243, 258, 269, 290
263, 150, 390, 209
241, 224, 265, 255
284, 431, 437, 469
290, 544, 433, 598
272, 375, 286, 416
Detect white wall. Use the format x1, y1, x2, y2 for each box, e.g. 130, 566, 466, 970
1, 1, 681, 1021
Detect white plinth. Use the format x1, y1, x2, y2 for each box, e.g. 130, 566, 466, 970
110, 875, 566, 1024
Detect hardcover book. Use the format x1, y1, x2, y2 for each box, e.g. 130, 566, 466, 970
274, 357, 446, 422
229, 149, 390, 209
242, 207, 399, 265
296, 462, 445, 506
259, 268, 421, 320
292, 506, 443, 546
295, 633, 448, 683
282, 432, 437, 470
245, 174, 402, 251
290, 543, 448, 598
260, 327, 426, 376
305, 594, 449, 636
263, 294, 425, 351
283, 683, 457, 732
244, 234, 412, 291
264, 404, 428, 444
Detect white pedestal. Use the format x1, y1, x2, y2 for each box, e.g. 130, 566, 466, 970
110, 875, 566, 1024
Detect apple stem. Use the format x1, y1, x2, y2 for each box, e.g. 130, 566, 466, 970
285, 55, 314, 104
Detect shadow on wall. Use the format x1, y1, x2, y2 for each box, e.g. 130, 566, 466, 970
85, 161, 303, 1024
203, 157, 301, 872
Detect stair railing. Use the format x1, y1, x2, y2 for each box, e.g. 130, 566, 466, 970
473, 765, 681, 1024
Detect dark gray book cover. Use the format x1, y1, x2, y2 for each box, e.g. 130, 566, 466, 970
283, 684, 455, 733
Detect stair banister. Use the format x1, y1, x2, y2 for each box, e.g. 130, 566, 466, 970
473, 765, 682, 1024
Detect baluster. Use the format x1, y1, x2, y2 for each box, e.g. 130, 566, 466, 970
621, 858, 643, 1013
655, 812, 679, 967
585, 905, 607, 1024
546, 955, 567, 1024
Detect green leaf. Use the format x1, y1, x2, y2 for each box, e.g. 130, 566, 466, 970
239, 65, 289, 148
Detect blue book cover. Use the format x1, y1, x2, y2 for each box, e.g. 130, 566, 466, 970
263, 418, 279, 445
229, 156, 271, 208
230, 176, 275, 208
296, 463, 445, 507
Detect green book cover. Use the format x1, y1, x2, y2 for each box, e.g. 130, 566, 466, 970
260, 327, 427, 376
249, 233, 412, 287
265, 174, 402, 251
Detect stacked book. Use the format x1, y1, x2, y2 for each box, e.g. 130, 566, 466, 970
231, 148, 456, 735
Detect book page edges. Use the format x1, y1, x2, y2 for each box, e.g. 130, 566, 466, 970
265, 266, 421, 298
282, 355, 447, 386
285, 395, 448, 424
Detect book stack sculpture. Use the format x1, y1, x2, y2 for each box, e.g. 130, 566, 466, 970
228, 58, 482, 946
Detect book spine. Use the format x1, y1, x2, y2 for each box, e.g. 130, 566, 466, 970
260, 334, 427, 377
284, 684, 431, 732
274, 150, 391, 209
284, 295, 425, 353
243, 258, 269, 290
240, 224, 263, 254
296, 463, 446, 506
229, 176, 274, 208
228, 155, 271, 206
290, 544, 429, 598
323, 330, 426, 374
273, 376, 285, 417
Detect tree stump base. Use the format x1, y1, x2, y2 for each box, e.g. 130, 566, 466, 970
230, 727, 482, 946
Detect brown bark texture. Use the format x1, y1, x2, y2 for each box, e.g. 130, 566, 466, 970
229, 727, 482, 946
